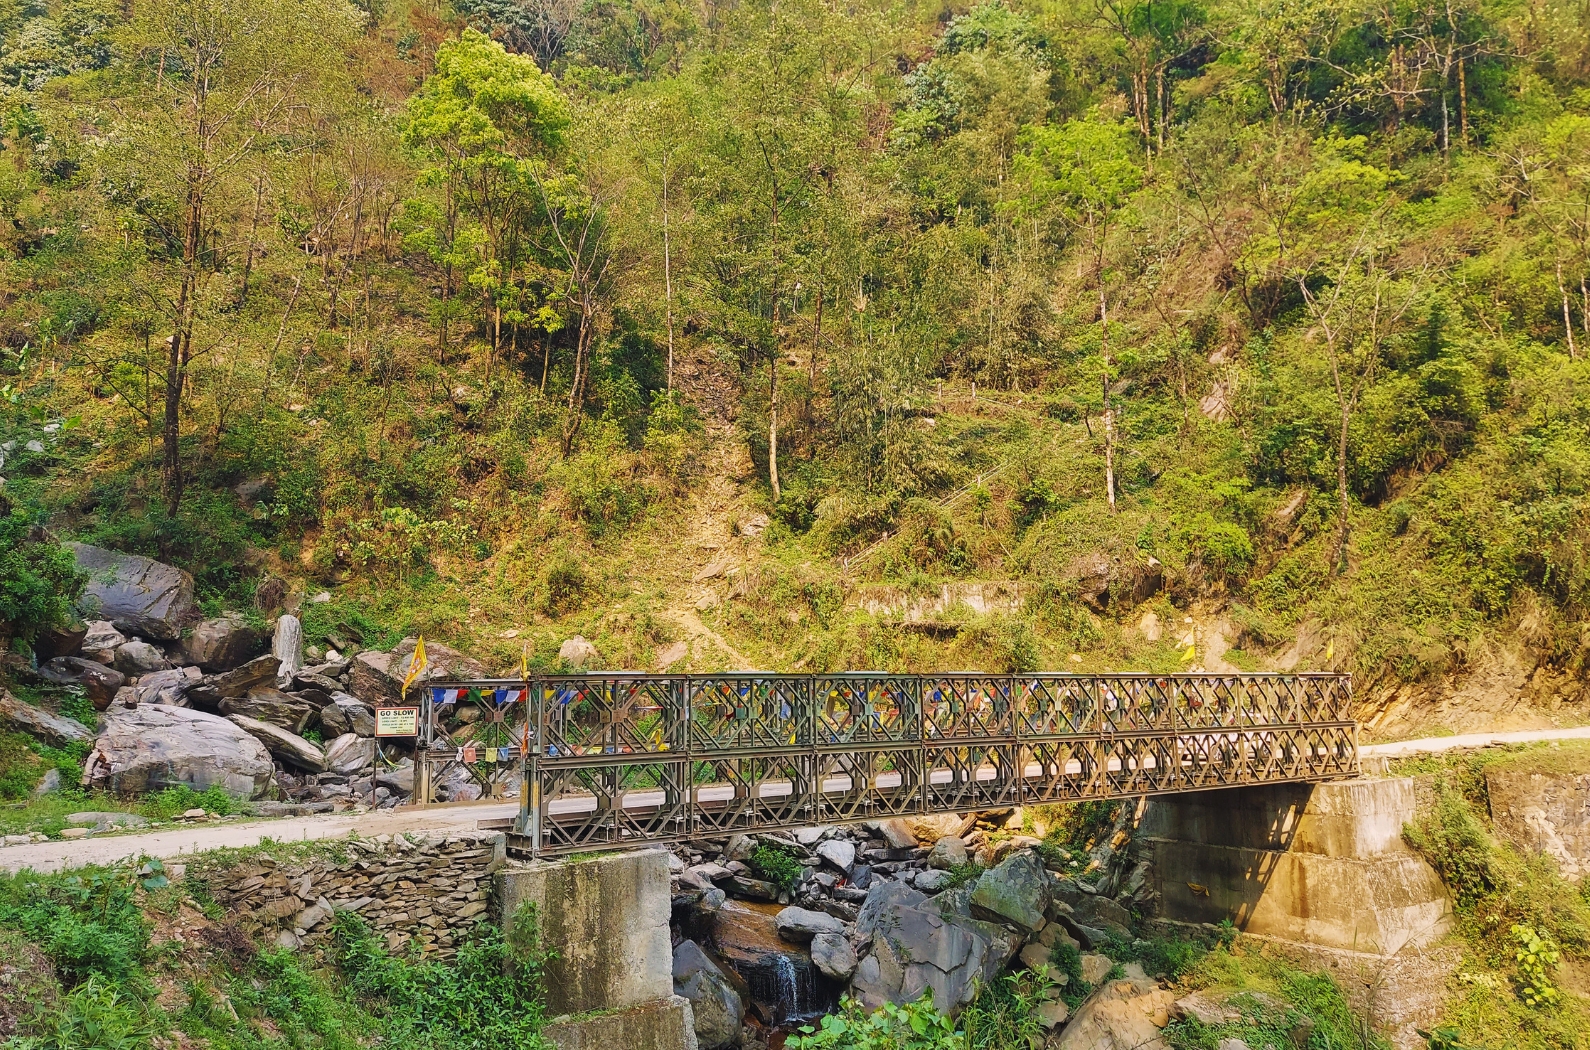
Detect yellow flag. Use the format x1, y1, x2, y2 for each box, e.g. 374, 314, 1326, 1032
1325, 639, 1335, 661
401, 636, 428, 694
1180, 645, 1197, 663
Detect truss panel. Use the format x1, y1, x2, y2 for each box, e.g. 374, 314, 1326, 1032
412, 672, 1354, 858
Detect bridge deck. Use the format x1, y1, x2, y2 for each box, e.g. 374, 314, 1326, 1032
413, 672, 1356, 859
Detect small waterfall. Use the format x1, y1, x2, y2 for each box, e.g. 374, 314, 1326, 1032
771, 954, 798, 1021
711, 901, 841, 1027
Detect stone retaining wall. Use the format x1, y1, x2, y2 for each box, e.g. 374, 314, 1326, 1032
203, 831, 507, 956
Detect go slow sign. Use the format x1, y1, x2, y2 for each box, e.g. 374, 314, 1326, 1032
374, 706, 420, 737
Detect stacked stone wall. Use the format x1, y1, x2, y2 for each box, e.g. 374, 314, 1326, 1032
201, 831, 506, 956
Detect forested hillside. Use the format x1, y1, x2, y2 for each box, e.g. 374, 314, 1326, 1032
2, 0, 1589, 737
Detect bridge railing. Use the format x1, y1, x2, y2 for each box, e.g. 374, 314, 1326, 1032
414, 672, 1355, 859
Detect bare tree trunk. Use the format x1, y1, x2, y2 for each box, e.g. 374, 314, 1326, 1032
662, 169, 675, 391
1335, 394, 1351, 572
1558, 257, 1579, 358
1100, 288, 1116, 513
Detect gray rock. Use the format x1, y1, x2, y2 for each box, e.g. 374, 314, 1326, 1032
816, 838, 857, 873
794, 825, 835, 846
1051, 974, 1172, 1050
725, 834, 757, 861
184, 655, 279, 711
1063, 894, 1133, 943
320, 694, 375, 737
727, 876, 780, 901
113, 640, 170, 675
1218, 1041, 1251, 1050
375, 761, 414, 795
219, 687, 319, 733
672, 940, 743, 1050
37, 657, 125, 708
183, 614, 266, 672
811, 931, 857, 981
131, 666, 202, 707
0, 688, 92, 746
68, 543, 199, 641
82, 704, 274, 798
324, 732, 373, 775
66, 811, 148, 828
273, 614, 304, 681
33, 768, 61, 796
914, 868, 955, 893
81, 620, 126, 662
775, 905, 847, 942
558, 635, 599, 669
928, 836, 968, 870
850, 878, 1021, 1016
226, 713, 327, 772
970, 852, 1052, 932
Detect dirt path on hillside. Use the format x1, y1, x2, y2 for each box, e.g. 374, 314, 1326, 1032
9, 726, 1590, 874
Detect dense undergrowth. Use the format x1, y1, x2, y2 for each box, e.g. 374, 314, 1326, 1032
0, 0, 1587, 723
0, 861, 551, 1050
1400, 743, 1590, 1048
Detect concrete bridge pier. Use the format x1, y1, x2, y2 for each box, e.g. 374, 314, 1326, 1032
498, 850, 697, 1050
1142, 776, 1452, 953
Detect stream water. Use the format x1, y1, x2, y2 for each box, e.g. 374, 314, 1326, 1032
709, 900, 842, 1028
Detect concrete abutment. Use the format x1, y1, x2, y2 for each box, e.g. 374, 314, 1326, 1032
498, 850, 698, 1050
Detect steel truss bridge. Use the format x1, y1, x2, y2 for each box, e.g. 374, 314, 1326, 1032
410, 672, 1356, 860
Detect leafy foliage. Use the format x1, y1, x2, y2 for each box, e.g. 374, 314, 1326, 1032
748, 841, 803, 891
0, 506, 86, 646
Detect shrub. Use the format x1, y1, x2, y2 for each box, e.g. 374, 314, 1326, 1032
792, 992, 963, 1050
0, 867, 149, 990
18, 977, 152, 1050
0, 506, 87, 645
749, 842, 803, 891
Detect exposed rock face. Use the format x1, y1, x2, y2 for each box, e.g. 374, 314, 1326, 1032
113, 640, 169, 674
226, 714, 327, 773
816, 839, 856, 873
34, 623, 87, 660
904, 814, 965, 844
68, 543, 198, 641
130, 667, 202, 707
850, 879, 1020, 1015
82, 704, 274, 798
1487, 766, 1590, 882
0, 689, 92, 746
324, 732, 373, 775
220, 687, 319, 733
970, 852, 1052, 932
810, 932, 857, 981
183, 614, 267, 672
671, 940, 743, 1050
38, 656, 125, 708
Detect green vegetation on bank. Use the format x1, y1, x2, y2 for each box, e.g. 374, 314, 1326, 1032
1400, 745, 1590, 1048
0, 0, 1585, 707
0, 860, 551, 1050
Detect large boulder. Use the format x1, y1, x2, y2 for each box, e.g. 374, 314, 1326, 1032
320, 694, 375, 737
850, 879, 1020, 1016
129, 666, 201, 707
184, 654, 279, 711
0, 689, 92, 747
672, 940, 744, 1050
811, 931, 858, 981
37, 657, 124, 708
775, 906, 847, 942
558, 635, 599, 669
67, 543, 198, 641
970, 852, 1051, 932
904, 814, 966, 844
348, 638, 487, 704
182, 614, 266, 672
113, 640, 169, 675
219, 687, 318, 733
1052, 974, 1175, 1050
82, 704, 274, 798
225, 713, 327, 772
325, 732, 374, 775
